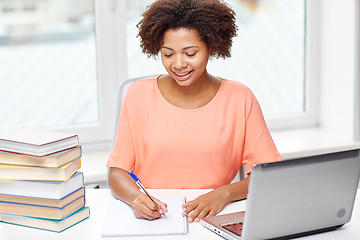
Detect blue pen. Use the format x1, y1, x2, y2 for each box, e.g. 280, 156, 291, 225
128, 172, 166, 216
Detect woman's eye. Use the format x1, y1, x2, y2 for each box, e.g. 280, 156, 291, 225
164, 53, 173, 57
186, 53, 196, 57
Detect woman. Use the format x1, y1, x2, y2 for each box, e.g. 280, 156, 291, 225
107, 0, 282, 223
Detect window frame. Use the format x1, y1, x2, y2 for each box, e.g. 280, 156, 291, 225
62, 0, 319, 147
48, 0, 128, 149
266, 0, 319, 130
356, 0, 360, 141
115, 0, 319, 131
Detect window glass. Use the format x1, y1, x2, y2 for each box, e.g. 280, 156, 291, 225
126, 0, 306, 118
0, 0, 98, 130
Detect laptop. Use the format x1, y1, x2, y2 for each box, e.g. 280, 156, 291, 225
201, 149, 360, 240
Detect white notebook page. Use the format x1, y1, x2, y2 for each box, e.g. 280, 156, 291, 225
102, 196, 188, 237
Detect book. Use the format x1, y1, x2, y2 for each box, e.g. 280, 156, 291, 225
0, 146, 81, 168
0, 195, 85, 220
0, 206, 90, 232
0, 158, 81, 181
0, 128, 79, 157
0, 171, 84, 199
102, 196, 188, 237
0, 187, 85, 208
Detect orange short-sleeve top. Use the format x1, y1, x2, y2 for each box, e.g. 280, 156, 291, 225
107, 76, 282, 189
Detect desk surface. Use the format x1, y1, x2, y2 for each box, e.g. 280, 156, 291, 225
1, 189, 360, 240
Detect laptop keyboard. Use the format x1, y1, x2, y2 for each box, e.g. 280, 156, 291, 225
222, 222, 243, 236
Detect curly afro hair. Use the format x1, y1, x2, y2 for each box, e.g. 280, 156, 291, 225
137, 0, 237, 59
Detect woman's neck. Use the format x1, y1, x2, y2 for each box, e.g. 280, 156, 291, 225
157, 72, 221, 109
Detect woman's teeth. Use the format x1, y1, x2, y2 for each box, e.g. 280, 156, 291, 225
175, 71, 191, 76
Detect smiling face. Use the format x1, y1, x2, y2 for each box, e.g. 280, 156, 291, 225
160, 28, 211, 88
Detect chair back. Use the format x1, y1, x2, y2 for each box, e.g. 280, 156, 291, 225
113, 76, 156, 143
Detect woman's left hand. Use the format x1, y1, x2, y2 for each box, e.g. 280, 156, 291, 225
182, 188, 230, 223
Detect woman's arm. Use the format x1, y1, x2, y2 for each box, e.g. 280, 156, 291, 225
108, 167, 168, 220
182, 176, 250, 223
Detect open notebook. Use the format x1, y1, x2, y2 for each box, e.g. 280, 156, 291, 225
102, 195, 188, 237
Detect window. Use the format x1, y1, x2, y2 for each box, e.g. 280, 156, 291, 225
0, 0, 318, 147
125, 0, 314, 129
0, 0, 106, 143
2, 6, 15, 13
23, 4, 37, 12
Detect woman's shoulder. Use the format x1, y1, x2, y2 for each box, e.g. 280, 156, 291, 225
220, 78, 254, 98
218, 79, 262, 115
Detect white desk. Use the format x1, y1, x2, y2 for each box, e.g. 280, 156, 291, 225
1, 189, 360, 240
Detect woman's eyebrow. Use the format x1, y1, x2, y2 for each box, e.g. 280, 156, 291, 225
161, 46, 173, 51
183, 46, 199, 50
161, 46, 199, 51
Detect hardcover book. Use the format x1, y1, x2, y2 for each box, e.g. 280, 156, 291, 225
0, 128, 79, 157
0, 187, 85, 208
0, 158, 81, 181
0, 195, 85, 220
0, 206, 90, 232
0, 171, 84, 199
0, 146, 81, 168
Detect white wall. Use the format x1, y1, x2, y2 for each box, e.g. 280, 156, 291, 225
318, 0, 359, 140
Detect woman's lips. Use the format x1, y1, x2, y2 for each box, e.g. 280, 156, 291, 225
173, 70, 193, 81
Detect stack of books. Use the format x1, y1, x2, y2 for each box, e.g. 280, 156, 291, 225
0, 128, 90, 232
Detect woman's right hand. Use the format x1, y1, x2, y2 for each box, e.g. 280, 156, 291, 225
108, 167, 168, 220
131, 193, 168, 220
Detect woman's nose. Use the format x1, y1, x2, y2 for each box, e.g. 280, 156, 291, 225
174, 55, 187, 69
